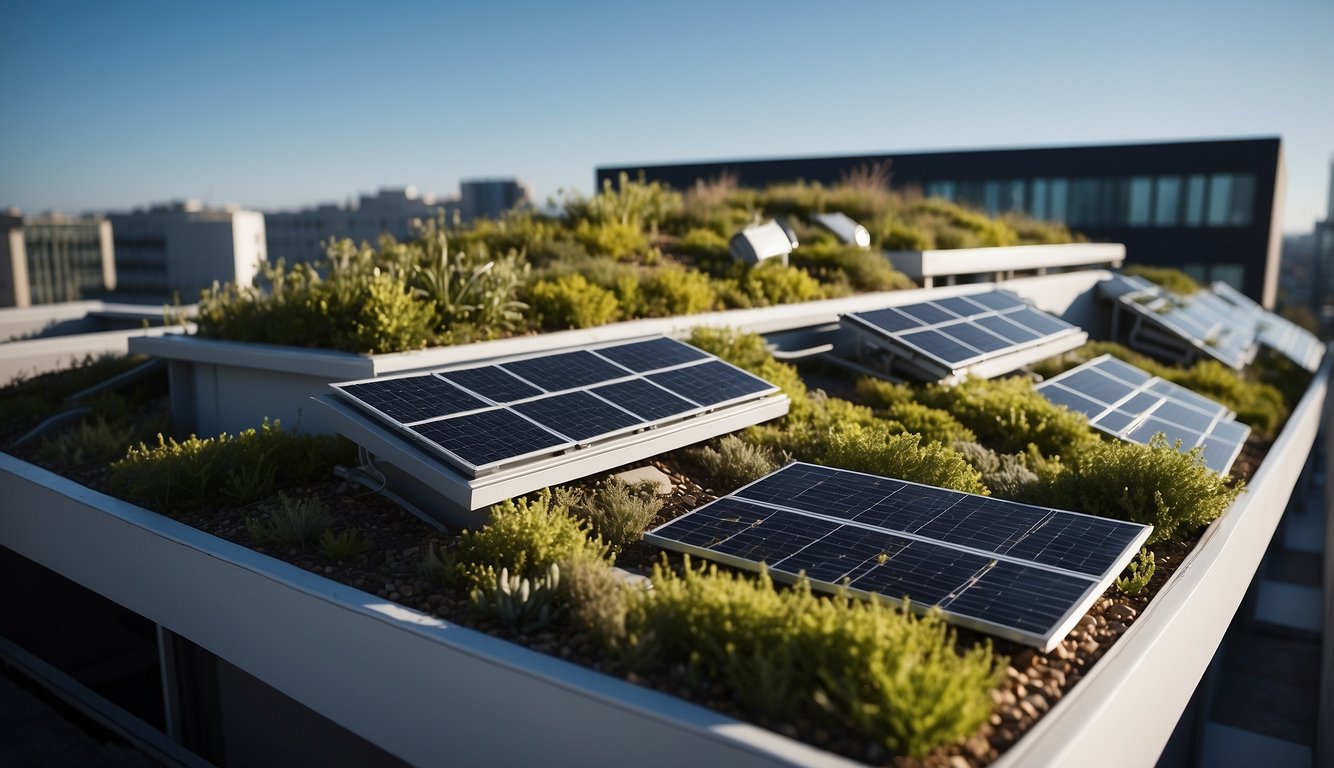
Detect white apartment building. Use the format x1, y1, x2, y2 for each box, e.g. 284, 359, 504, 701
107, 201, 265, 302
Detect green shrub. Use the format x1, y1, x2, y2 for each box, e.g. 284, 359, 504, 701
638, 265, 719, 316
526, 274, 621, 329
1020, 435, 1243, 543
1116, 548, 1156, 595
318, 528, 369, 561
564, 172, 682, 238
684, 435, 780, 491
916, 376, 1100, 458
622, 559, 1002, 758
245, 493, 332, 548
675, 227, 731, 260
38, 417, 135, 467
563, 556, 630, 644
854, 377, 917, 411
1123, 264, 1200, 295
882, 402, 977, 445
454, 490, 611, 589
408, 215, 530, 339
740, 263, 825, 306
573, 219, 649, 258
110, 420, 352, 511
566, 479, 663, 552
812, 422, 988, 495
789, 243, 915, 292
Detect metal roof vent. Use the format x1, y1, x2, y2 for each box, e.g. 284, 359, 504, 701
729, 220, 793, 266
811, 211, 871, 248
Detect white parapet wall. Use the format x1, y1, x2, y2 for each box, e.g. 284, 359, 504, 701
890, 243, 1126, 288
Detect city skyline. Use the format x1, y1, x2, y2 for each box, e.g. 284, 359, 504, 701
2, 0, 1330, 232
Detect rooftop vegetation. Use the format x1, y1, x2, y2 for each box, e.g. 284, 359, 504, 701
196, 174, 1078, 354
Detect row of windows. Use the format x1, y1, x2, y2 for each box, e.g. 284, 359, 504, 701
923, 173, 1257, 229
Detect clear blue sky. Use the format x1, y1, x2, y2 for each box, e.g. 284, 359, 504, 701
2, 0, 1331, 232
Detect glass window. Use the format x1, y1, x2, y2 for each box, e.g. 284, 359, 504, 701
1154, 176, 1181, 226
1049, 178, 1069, 221
1069, 178, 1100, 226
926, 180, 956, 200
958, 180, 985, 209
1207, 174, 1233, 226
1031, 178, 1049, 220
1229, 174, 1255, 226
1128, 177, 1153, 227
983, 180, 1001, 215
1004, 179, 1025, 212
1211, 264, 1244, 290
1185, 175, 1207, 226
1181, 263, 1207, 284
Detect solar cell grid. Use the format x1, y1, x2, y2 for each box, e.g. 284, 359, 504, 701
1036, 354, 1248, 473
332, 335, 783, 477
1101, 275, 1256, 370
648, 462, 1152, 648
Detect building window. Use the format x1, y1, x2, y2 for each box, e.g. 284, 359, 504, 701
1003, 179, 1024, 213
1207, 174, 1234, 226
926, 180, 955, 200
1211, 263, 1245, 290
1184, 175, 1207, 226
1154, 176, 1182, 226
1128, 177, 1153, 227
1031, 178, 1049, 220
1068, 178, 1101, 227
1049, 178, 1069, 221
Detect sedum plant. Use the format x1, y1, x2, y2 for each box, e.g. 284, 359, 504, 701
38, 417, 135, 467
471, 563, 562, 632
525, 273, 620, 329
1116, 548, 1157, 595
684, 435, 780, 491
564, 479, 663, 553
245, 493, 331, 549
916, 376, 1101, 459
454, 490, 611, 589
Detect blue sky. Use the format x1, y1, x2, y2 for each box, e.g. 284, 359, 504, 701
2, 0, 1330, 232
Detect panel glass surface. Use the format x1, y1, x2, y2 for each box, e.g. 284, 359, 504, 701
337, 375, 485, 423
843, 290, 1081, 376
1100, 274, 1257, 369
332, 335, 782, 477
1036, 354, 1249, 473
646, 462, 1151, 649
1210, 281, 1325, 372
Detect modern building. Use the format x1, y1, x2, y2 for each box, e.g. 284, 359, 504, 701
0, 209, 115, 309
1312, 160, 1334, 327
599, 137, 1286, 307
460, 178, 532, 223
265, 186, 459, 264
107, 201, 265, 303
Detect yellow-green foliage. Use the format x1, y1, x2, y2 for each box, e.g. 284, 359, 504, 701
813, 422, 988, 495
526, 274, 620, 329
1019, 435, 1243, 543
110, 420, 352, 511
1123, 264, 1201, 295
638, 265, 719, 316
739, 263, 826, 306
38, 417, 136, 467
675, 227, 731, 260
245, 492, 331, 548
565, 173, 683, 238
563, 479, 663, 552
1116, 548, 1156, 595
881, 401, 978, 445
916, 376, 1101, 458
454, 490, 612, 588
790, 243, 916, 292
854, 377, 917, 410
622, 559, 1003, 759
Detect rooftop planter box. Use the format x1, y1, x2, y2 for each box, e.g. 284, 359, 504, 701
128, 270, 1110, 437
0, 346, 1325, 766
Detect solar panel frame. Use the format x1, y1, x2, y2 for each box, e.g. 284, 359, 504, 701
331, 335, 782, 477
841, 289, 1086, 378
646, 461, 1151, 650
1035, 354, 1249, 473
1209, 281, 1325, 372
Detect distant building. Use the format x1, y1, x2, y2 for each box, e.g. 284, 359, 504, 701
265, 187, 458, 265
1312, 160, 1334, 327
600, 137, 1286, 307
460, 179, 532, 223
107, 201, 265, 302
0, 209, 115, 308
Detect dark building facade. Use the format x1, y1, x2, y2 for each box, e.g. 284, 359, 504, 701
599, 137, 1285, 307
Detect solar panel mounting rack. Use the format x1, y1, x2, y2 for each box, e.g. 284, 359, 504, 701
313, 335, 789, 529
1100, 274, 1258, 370
646, 462, 1151, 650
840, 289, 1088, 383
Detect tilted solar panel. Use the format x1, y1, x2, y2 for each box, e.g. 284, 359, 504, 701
841, 290, 1085, 382
1209, 281, 1325, 372
645, 462, 1152, 650
1035, 354, 1250, 474
331, 336, 781, 476
1099, 275, 1258, 370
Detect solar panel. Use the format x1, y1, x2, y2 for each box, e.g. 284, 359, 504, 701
645, 462, 1151, 650
1099, 275, 1258, 370
331, 336, 781, 476
1035, 354, 1250, 474
1209, 281, 1325, 372
841, 289, 1086, 381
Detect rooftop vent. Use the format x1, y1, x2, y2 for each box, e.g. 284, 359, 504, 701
729, 220, 793, 266
811, 211, 871, 248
